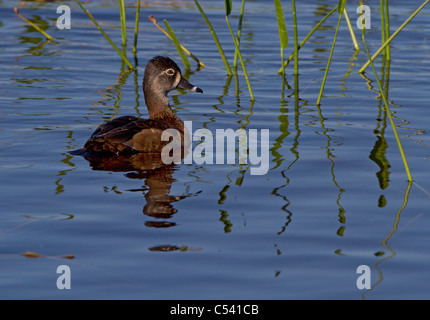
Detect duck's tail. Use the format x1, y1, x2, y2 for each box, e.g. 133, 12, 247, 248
68, 148, 86, 156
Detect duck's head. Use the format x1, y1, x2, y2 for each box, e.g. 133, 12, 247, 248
143, 56, 203, 96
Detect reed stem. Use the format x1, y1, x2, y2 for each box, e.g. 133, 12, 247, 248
194, 0, 232, 75
343, 8, 359, 51
380, 0, 386, 56
164, 20, 191, 70
13, 7, 53, 40
274, 0, 288, 78
149, 16, 205, 68
362, 32, 412, 182
278, 6, 336, 73
316, 12, 342, 105
75, 0, 134, 69
119, 0, 127, 47
226, 16, 254, 101
233, 0, 246, 69
133, 0, 141, 58
359, 0, 430, 73
384, 0, 391, 60
291, 0, 299, 77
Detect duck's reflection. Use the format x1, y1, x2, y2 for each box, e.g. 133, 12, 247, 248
81, 152, 199, 252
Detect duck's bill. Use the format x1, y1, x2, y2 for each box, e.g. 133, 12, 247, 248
178, 77, 203, 93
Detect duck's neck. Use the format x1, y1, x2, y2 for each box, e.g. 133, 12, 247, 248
144, 90, 184, 132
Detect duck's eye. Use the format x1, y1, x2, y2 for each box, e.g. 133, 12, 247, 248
166, 68, 175, 76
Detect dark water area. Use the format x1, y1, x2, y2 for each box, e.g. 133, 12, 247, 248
0, 0, 430, 299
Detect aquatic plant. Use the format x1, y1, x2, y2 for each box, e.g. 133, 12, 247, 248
359, 0, 430, 73
13, 7, 53, 40
119, 0, 127, 48
133, 0, 141, 60
164, 20, 191, 70
274, 0, 288, 79
224, 0, 254, 101
149, 16, 205, 69
316, 0, 346, 106
75, 0, 134, 69
194, 0, 232, 75
361, 17, 412, 181
233, 0, 246, 69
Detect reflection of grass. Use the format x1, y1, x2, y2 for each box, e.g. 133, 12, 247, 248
361, 29, 412, 182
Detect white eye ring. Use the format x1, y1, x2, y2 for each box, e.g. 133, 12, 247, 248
166, 68, 175, 76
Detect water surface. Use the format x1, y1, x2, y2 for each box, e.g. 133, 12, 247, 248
1, 0, 430, 299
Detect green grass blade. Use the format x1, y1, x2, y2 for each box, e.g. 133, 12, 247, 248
133, 0, 141, 57
274, 0, 288, 50
119, 0, 127, 47
75, 0, 134, 69
14, 7, 53, 40
338, 0, 346, 15
274, 0, 288, 78
226, 16, 254, 101
164, 20, 190, 70
233, 0, 246, 69
194, 0, 231, 75
278, 6, 337, 73
291, 0, 299, 78
149, 16, 205, 68
225, 0, 232, 16
380, 0, 386, 56
317, 12, 342, 105
359, 0, 430, 73
343, 8, 359, 50
361, 32, 412, 181
384, 0, 391, 59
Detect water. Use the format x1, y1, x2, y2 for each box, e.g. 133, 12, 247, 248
1, 0, 430, 299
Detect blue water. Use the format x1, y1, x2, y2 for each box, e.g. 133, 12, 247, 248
1, 0, 430, 299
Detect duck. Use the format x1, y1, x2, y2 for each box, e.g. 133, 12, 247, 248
74, 56, 202, 157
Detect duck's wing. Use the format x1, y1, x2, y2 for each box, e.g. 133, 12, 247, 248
89, 116, 139, 138
84, 117, 178, 154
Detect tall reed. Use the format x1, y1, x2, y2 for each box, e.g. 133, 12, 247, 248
384, 0, 391, 59
164, 20, 191, 70
13, 7, 53, 40
316, 0, 346, 105
360, 0, 430, 73
133, 0, 141, 59
361, 29, 413, 182
274, 0, 288, 79
291, 0, 299, 78
278, 6, 337, 73
233, 0, 246, 69
75, 0, 134, 69
119, 0, 127, 48
343, 8, 359, 51
194, 0, 232, 75
149, 16, 205, 68
225, 0, 254, 101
